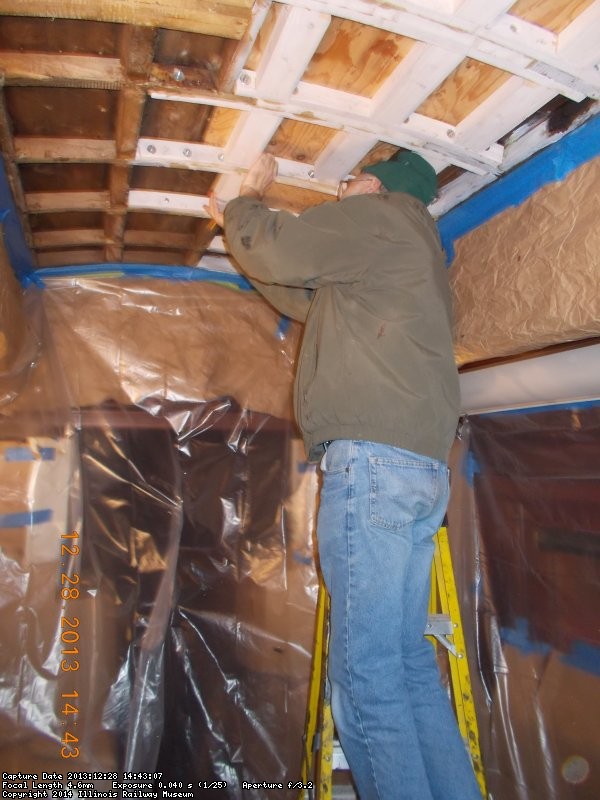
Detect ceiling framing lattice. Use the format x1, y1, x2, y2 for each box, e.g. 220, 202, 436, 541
0, 0, 599, 271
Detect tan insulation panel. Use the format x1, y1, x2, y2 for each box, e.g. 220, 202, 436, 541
39, 278, 301, 420
451, 156, 600, 365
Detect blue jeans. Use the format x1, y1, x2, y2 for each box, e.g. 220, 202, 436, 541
316, 440, 481, 800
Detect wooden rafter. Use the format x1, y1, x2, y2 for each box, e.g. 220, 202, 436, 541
0, 0, 253, 38
0, 0, 598, 270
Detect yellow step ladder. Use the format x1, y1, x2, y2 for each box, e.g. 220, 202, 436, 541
301, 526, 487, 799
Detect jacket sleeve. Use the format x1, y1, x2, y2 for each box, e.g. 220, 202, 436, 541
223, 195, 370, 288
247, 277, 313, 322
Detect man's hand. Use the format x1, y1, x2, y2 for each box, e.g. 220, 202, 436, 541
204, 193, 224, 228
240, 153, 278, 198
203, 153, 278, 228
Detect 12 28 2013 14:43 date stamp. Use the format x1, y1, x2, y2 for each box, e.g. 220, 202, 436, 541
58, 529, 82, 761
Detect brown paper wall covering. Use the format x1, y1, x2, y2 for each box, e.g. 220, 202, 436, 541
7, 277, 301, 424
450, 156, 600, 366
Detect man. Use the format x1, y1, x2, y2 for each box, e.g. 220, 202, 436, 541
207, 151, 480, 800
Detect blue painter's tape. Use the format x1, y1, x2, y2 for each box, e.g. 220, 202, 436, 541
561, 641, 600, 677
4, 446, 56, 462
462, 449, 480, 486
38, 447, 56, 460
4, 117, 599, 284
292, 550, 314, 566
0, 162, 34, 281
32, 263, 254, 290
297, 461, 317, 473
0, 509, 53, 528
276, 316, 292, 339
500, 617, 551, 656
438, 114, 600, 264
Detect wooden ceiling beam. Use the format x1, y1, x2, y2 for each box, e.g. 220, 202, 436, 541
26, 191, 112, 213
0, 88, 37, 261
0, 52, 216, 93
124, 230, 193, 249
36, 249, 105, 268
105, 165, 130, 261
105, 26, 155, 263
183, 219, 220, 266
14, 137, 117, 163
1, 1, 252, 39
33, 228, 196, 250
0, 52, 122, 87
33, 229, 106, 249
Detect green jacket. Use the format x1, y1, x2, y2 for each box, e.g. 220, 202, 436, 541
224, 191, 459, 462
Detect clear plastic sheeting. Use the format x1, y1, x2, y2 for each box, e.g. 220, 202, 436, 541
448, 407, 600, 800
0, 272, 319, 798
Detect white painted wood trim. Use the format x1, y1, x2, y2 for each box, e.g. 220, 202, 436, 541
454, 77, 556, 152
370, 42, 467, 128
253, 5, 330, 102
128, 189, 210, 216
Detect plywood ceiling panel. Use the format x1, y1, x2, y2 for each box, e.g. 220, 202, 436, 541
0, 0, 598, 272
302, 18, 414, 96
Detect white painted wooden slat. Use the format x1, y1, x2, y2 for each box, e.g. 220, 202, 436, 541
219, 0, 273, 91
212, 172, 244, 199
282, 0, 475, 51
483, 14, 557, 60
312, 132, 380, 182
501, 102, 600, 172
468, 39, 590, 102
451, 0, 515, 29
527, 62, 598, 102
222, 109, 283, 166
370, 42, 466, 128
277, 0, 598, 100
412, 150, 451, 174
454, 76, 556, 152
432, 101, 600, 216
135, 138, 223, 169
128, 190, 210, 216
557, 1, 600, 89
287, 81, 373, 118
558, 0, 600, 65
252, 5, 330, 102
400, 113, 503, 172
430, 172, 495, 217
151, 86, 503, 173
214, 109, 284, 199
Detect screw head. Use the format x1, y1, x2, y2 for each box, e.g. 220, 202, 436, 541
147, 144, 156, 154
240, 72, 251, 85
183, 148, 192, 158
172, 67, 185, 82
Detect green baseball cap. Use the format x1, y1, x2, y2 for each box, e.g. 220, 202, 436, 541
363, 150, 438, 204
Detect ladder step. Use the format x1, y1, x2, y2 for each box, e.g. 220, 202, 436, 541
332, 739, 349, 771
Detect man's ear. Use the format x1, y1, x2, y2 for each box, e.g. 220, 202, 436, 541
365, 176, 383, 194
